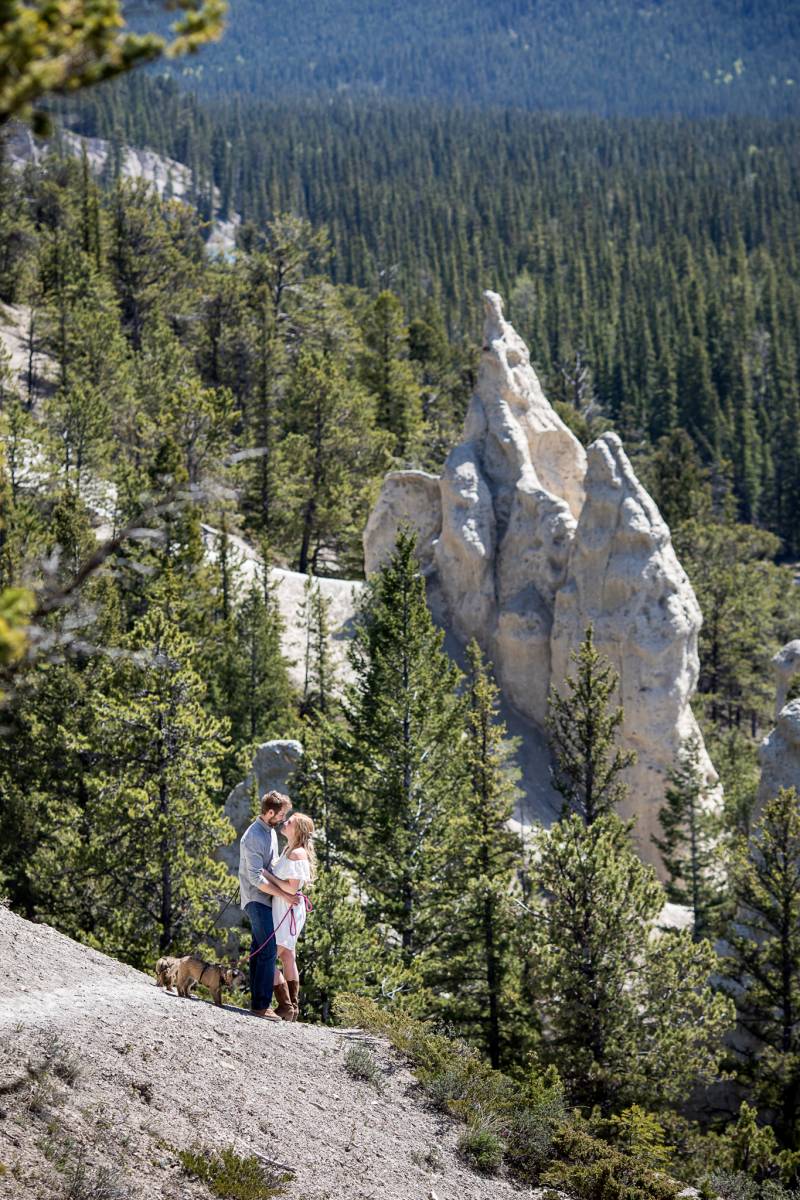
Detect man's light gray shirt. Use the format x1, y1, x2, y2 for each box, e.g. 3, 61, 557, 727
239, 818, 278, 908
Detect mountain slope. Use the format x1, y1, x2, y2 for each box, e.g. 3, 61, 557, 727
162, 0, 800, 117
0, 905, 542, 1199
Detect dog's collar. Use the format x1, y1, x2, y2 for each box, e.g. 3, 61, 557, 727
198, 962, 212, 985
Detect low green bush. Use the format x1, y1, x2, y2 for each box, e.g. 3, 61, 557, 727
711, 1171, 800, 1200
343, 1044, 383, 1089
541, 1124, 684, 1200
503, 1087, 564, 1182
457, 1124, 504, 1174
178, 1145, 288, 1200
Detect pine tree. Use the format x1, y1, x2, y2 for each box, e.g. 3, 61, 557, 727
45, 382, 112, 492
293, 575, 345, 864
229, 578, 294, 746
673, 520, 789, 735
724, 789, 800, 1150
434, 640, 524, 1068
339, 529, 466, 964
654, 734, 724, 939
242, 215, 329, 538
360, 291, 424, 461
644, 429, 712, 530
526, 811, 733, 1114
408, 296, 471, 469
300, 573, 336, 719
31, 603, 234, 966
0, 0, 225, 130
547, 626, 635, 825
275, 349, 390, 575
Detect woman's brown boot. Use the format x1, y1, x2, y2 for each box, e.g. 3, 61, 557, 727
287, 979, 300, 1021
273, 981, 294, 1020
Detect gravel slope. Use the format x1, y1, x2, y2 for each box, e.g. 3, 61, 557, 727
0, 906, 546, 1200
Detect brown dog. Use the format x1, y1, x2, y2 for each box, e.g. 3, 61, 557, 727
155, 956, 180, 991
173, 955, 246, 1007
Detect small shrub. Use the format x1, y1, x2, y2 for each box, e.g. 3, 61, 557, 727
178, 1144, 288, 1199
25, 1073, 59, 1115
60, 1152, 130, 1200
35, 1033, 81, 1086
343, 1044, 383, 1090
710, 1174, 800, 1200
426, 1064, 470, 1111
504, 1101, 560, 1181
409, 1145, 441, 1169
457, 1124, 505, 1175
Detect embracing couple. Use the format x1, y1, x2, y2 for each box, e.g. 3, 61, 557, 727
238, 789, 315, 1021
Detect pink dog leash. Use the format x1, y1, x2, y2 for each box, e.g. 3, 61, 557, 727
249, 893, 313, 960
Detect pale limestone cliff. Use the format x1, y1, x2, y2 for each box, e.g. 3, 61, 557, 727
758, 700, 800, 809
758, 645, 800, 810
550, 431, 717, 858
364, 291, 718, 869
772, 639, 800, 718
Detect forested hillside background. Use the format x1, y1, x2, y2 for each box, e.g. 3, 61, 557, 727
129, 0, 800, 117
67, 79, 800, 553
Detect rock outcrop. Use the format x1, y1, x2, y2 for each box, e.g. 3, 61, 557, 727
759, 700, 800, 808
772, 639, 800, 718
3, 122, 241, 256
364, 290, 718, 869
758, 644, 800, 808
550, 432, 714, 855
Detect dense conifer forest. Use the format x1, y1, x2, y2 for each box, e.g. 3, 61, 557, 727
130, 0, 800, 117
68, 79, 800, 553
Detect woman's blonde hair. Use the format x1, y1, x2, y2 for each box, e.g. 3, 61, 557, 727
288, 812, 317, 881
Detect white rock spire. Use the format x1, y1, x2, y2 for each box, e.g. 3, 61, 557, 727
363, 290, 719, 871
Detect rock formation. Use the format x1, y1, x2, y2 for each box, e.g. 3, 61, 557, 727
364, 290, 718, 869
758, 642, 800, 808
772, 639, 800, 718
550, 432, 714, 856
758, 700, 800, 809
200, 525, 361, 690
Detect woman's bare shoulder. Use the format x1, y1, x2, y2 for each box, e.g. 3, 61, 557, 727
288, 848, 308, 861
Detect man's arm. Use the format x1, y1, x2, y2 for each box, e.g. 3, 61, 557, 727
241, 834, 268, 890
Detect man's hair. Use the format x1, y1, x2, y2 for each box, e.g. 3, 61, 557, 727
260, 789, 290, 817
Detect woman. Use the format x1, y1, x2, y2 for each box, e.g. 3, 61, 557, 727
259, 812, 315, 1021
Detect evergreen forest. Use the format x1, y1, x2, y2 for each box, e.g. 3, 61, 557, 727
67, 79, 800, 554
133, 0, 800, 118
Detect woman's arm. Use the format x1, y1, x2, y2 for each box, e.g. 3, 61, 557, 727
261, 869, 301, 896
257, 874, 301, 904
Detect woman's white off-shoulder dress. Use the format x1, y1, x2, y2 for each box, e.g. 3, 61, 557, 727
265, 852, 312, 950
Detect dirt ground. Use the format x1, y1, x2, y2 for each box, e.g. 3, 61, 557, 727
0, 905, 552, 1200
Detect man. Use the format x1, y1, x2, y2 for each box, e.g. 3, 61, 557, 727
239, 789, 300, 1020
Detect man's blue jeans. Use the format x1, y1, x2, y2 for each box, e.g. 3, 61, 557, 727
245, 901, 277, 1011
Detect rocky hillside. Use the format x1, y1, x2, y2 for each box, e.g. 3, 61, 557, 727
0, 906, 545, 1200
